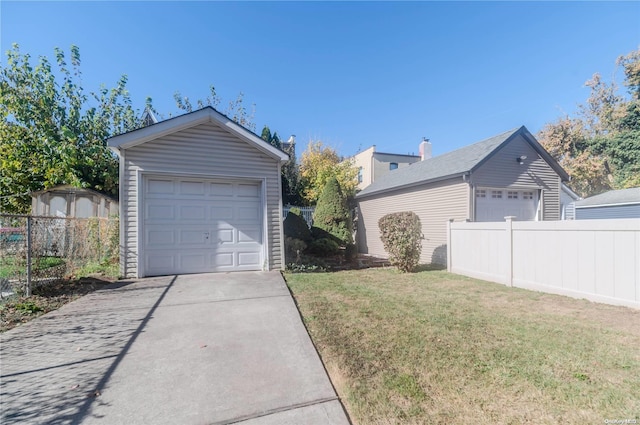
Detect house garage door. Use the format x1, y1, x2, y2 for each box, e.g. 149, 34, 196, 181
142, 175, 263, 276
475, 188, 538, 222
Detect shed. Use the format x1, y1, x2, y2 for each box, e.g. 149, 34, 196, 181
108, 107, 289, 278
356, 126, 569, 265
31, 185, 118, 218
574, 187, 640, 219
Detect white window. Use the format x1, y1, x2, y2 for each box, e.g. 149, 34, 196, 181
523, 191, 534, 200
476, 189, 486, 198
358, 167, 363, 183
389, 162, 398, 170
507, 191, 518, 199
491, 190, 502, 199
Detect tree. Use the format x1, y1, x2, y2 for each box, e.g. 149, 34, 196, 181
260, 125, 281, 149
1, 44, 142, 213
261, 126, 303, 205
311, 176, 353, 246
299, 141, 358, 205
173, 85, 256, 131
538, 47, 640, 196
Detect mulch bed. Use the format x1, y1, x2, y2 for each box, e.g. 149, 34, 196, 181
0, 276, 116, 332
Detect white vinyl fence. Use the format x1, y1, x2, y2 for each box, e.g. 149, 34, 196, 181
283, 206, 314, 228
447, 217, 640, 309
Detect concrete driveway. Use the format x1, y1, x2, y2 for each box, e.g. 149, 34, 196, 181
0, 272, 350, 424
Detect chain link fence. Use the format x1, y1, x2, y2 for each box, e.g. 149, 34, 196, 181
0, 215, 119, 299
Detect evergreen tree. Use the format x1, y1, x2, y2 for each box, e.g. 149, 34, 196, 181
312, 176, 353, 245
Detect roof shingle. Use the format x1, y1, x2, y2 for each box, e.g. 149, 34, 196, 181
356, 127, 521, 198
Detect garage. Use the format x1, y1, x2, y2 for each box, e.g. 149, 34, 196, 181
143, 175, 263, 276
108, 106, 289, 278
475, 187, 539, 222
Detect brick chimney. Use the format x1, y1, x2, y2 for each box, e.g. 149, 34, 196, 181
419, 138, 432, 160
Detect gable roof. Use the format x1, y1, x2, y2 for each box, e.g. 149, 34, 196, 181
575, 187, 640, 208
107, 106, 289, 162
357, 126, 569, 198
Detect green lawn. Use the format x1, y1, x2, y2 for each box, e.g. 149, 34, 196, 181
286, 268, 640, 424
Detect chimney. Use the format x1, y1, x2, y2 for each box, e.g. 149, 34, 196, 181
419, 138, 432, 160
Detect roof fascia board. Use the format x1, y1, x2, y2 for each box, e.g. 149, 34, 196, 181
575, 202, 640, 209
356, 173, 466, 199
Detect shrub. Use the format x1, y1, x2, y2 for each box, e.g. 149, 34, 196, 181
307, 238, 340, 257
378, 211, 423, 272
284, 208, 312, 242
312, 176, 353, 245
344, 243, 358, 262
284, 236, 307, 263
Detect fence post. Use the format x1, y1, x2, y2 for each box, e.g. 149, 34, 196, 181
26, 216, 32, 297
505, 216, 515, 287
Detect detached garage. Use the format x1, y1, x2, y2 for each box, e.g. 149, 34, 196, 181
108, 107, 288, 278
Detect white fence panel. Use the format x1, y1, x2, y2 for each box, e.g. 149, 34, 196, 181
448, 218, 640, 309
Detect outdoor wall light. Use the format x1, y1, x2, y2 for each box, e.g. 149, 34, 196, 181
516, 155, 527, 164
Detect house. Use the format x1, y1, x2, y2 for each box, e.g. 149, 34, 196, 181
560, 183, 582, 220
107, 107, 289, 278
574, 187, 640, 219
352, 144, 423, 190
31, 185, 118, 218
356, 126, 570, 265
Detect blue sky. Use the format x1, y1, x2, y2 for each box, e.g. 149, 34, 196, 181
1, 1, 639, 158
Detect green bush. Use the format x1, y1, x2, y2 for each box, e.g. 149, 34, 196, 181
344, 243, 358, 262
378, 211, 423, 272
307, 238, 340, 257
284, 236, 307, 263
312, 176, 353, 245
284, 208, 312, 242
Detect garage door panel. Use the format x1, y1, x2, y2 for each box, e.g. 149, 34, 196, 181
147, 178, 175, 195
217, 229, 234, 243
143, 176, 263, 276
147, 204, 175, 220
179, 205, 206, 220
237, 206, 260, 220
147, 229, 175, 245
238, 252, 261, 266
180, 180, 205, 196
236, 183, 260, 197
211, 205, 234, 220
210, 182, 234, 196
238, 226, 261, 243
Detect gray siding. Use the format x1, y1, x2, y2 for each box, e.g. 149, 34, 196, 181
471, 134, 562, 220
121, 122, 283, 277
575, 204, 640, 220
357, 177, 469, 265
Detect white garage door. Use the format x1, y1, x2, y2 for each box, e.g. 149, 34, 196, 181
142, 175, 263, 276
475, 188, 538, 222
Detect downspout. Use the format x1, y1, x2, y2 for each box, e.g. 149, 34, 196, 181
464, 173, 474, 221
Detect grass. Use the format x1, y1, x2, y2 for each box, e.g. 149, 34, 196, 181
286, 268, 640, 424
0, 256, 65, 278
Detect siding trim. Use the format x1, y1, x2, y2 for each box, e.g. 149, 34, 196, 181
576, 202, 640, 209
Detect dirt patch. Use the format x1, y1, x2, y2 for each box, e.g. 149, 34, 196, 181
0, 275, 116, 332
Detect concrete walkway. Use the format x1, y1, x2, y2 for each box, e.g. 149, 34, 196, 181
0, 272, 350, 424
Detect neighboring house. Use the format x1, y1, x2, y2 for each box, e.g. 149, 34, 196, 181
574, 187, 640, 219
107, 107, 289, 278
31, 185, 118, 218
560, 183, 582, 220
356, 126, 570, 265
352, 144, 423, 190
